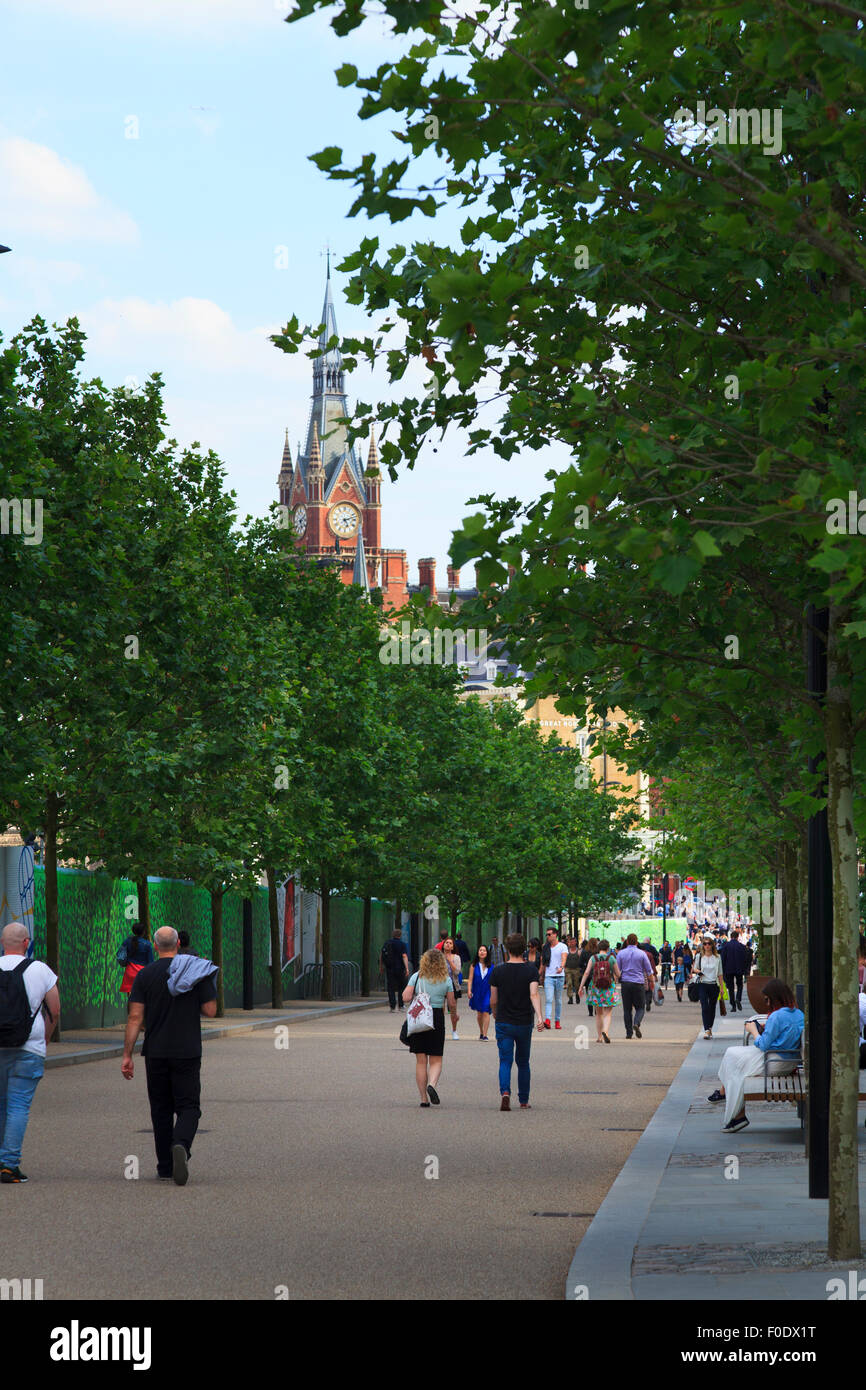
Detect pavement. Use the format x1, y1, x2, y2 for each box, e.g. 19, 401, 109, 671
44, 997, 386, 1068
567, 1008, 866, 1300
3, 991, 695, 1300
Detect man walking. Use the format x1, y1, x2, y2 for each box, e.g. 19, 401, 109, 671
0, 922, 60, 1183
122, 926, 217, 1185
616, 934, 655, 1039
720, 928, 752, 1012
489, 933, 545, 1110
542, 926, 568, 1029
453, 931, 471, 972
380, 928, 409, 1011
640, 938, 660, 1012
564, 937, 582, 1005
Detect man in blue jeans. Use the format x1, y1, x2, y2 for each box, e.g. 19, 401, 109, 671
489, 933, 545, 1111
0, 921, 60, 1183
542, 926, 569, 1029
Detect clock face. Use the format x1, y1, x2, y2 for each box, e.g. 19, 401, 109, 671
293, 505, 307, 536
329, 503, 359, 538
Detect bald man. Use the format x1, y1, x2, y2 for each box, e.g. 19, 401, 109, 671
0, 922, 60, 1183
123, 925, 217, 1184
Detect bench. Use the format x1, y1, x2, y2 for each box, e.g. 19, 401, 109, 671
742, 1057, 866, 1129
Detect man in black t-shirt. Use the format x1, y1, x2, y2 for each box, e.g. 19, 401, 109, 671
380, 930, 409, 1011
489, 933, 545, 1111
122, 925, 217, 1185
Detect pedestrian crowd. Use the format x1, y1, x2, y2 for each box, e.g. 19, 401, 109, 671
385, 920, 761, 1111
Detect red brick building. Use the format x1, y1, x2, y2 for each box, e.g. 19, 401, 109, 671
278, 266, 417, 611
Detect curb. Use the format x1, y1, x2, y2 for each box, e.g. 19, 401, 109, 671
565, 1027, 707, 1300
45, 998, 387, 1070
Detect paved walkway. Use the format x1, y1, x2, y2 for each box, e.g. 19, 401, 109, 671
44, 997, 386, 1068
567, 1010, 866, 1299
7, 995, 694, 1300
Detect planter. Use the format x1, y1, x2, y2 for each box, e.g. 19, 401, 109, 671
746, 973, 773, 1014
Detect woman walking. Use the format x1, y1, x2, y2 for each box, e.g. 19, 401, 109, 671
117, 921, 154, 1009
525, 938, 545, 975
578, 939, 620, 1043
441, 938, 463, 1039
402, 949, 459, 1106
577, 937, 596, 1016
468, 944, 493, 1040
692, 934, 723, 1038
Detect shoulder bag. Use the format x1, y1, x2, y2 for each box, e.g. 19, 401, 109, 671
405, 975, 435, 1036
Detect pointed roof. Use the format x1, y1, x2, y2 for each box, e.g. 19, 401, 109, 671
353, 531, 370, 595
318, 256, 341, 364
308, 420, 323, 474
278, 428, 293, 484
366, 428, 380, 475
294, 267, 366, 501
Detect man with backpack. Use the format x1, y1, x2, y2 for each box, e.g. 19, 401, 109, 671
0, 921, 60, 1183
380, 928, 410, 1011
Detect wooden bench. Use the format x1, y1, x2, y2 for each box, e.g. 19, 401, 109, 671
742, 1061, 866, 1130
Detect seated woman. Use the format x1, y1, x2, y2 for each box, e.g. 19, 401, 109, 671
707, 978, 804, 1133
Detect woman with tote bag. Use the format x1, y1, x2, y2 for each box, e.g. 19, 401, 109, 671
402, 949, 459, 1106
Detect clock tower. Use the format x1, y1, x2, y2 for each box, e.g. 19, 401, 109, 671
278, 263, 409, 610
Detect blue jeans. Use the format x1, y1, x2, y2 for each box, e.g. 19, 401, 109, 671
0, 1049, 44, 1168
544, 974, 564, 1023
496, 1021, 533, 1104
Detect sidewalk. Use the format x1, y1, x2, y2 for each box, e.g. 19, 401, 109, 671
566, 1009, 866, 1299
44, 996, 387, 1069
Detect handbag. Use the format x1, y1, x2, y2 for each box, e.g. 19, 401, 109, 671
406, 975, 435, 1035
719, 996, 727, 1016
687, 974, 701, 1003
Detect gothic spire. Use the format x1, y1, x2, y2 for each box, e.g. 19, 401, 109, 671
353, 530, 370, 595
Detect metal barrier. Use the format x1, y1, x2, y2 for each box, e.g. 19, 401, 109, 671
297, 960, 362, 1000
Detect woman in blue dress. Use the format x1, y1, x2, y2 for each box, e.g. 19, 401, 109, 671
468, 945, 493, 1040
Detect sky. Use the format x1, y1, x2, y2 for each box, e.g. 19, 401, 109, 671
0, 0, 568, 586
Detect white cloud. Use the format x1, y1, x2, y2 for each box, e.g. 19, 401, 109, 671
0, 138, 139, 246
80, 295, 307, 381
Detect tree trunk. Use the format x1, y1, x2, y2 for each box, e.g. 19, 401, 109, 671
320, 874, 332, 1002
450, 904, 458, 936
795, 821, 809, 997
825, 604, 860, 1259
137, 876, 151, 940
787, 825, 808, 993
266, 867, 283, 1010
476, 917, 483, 953
44, 791, 60, 1041
210, 888, 225, 1017
361, 894, 372, 996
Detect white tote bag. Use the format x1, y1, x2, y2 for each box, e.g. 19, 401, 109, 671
406, 975, 435, 1035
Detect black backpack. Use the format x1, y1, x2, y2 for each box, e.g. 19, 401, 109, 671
0, 960, 40, 1047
